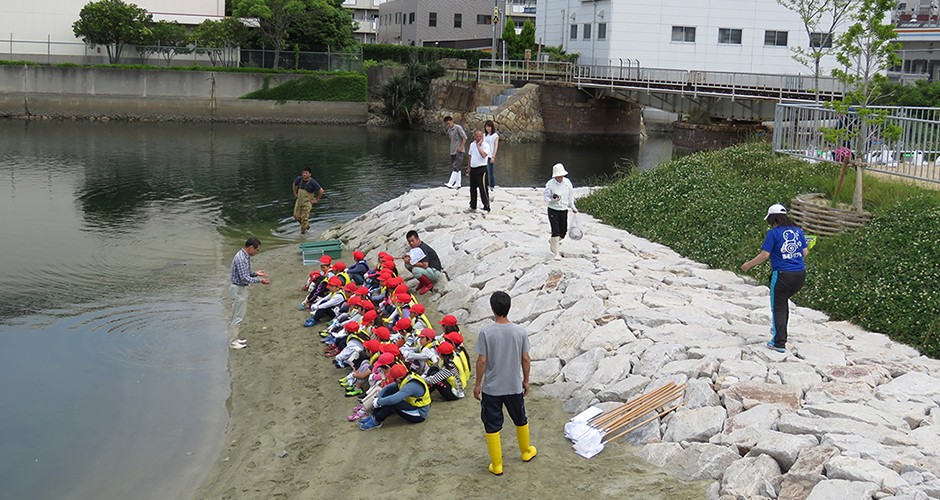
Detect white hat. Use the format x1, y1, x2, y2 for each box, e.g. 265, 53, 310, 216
765, 204, 787, 220
552, 163, 569, 177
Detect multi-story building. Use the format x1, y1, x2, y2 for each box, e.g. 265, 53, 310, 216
893, 0, 940, 81
376, 0, 536, 49
535, 0, 847, 75
343, 0, 382, 44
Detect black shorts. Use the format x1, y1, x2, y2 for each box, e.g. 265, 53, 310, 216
480, 392, 527, 434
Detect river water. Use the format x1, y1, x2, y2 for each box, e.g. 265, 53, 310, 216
0, 120, 673, 499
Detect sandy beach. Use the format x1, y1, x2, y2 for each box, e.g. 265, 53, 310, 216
194, 242, 707, 500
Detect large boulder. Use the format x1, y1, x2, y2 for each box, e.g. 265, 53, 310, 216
750, 430, 820, 472
720, 382, 802, 416
663, 406, 727, 443
635, 442, 684, 468
825, 455, 910, 494
804, 479, 879, 500
720, 454, 782, 499
876, 372, 940, 403
664, 443, 741, 481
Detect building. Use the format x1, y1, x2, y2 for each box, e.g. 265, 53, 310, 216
1, 0, 225, 64
343, 0, 382, 44
892, 0, 940, 82
376, 0, 536, 50
535, 0, 847, 75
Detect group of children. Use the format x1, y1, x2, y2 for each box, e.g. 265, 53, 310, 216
298, 251, 472, 430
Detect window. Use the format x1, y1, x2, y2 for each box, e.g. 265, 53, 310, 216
429, 12, 436, 27
583, 23, 591, 40
409, 12, 414, 24
477, 14, 492, 24
810, 32, 832, 48
395, 12, 400, 24
671, 26, 695, 43
598, 22, 607, 40
718, 28, 742, 44
570, 24, 578, 40
454, 13, 462, 28
764, 30, 788, 46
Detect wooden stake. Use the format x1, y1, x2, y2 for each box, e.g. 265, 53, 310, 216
600, 384, 686, 434
590, 383, 675, 428
605, 403, 685, 444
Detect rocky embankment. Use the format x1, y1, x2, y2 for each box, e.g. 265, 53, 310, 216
326, 186, 940, 500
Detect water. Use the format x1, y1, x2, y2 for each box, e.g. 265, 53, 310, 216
0, 120, 673, 499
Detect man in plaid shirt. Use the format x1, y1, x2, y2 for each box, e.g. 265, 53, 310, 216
229, 237, 270, 350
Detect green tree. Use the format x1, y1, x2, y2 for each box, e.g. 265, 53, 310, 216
72, 0, 153, 64
139, 20, 191, 65
776, 0, 853, 101
381, 60, 446, 127
519, 19, 535, 57
192, 18, 249, 67
822, 0, 902, 212
501, 17, 519, 58
291, 2, 357, 50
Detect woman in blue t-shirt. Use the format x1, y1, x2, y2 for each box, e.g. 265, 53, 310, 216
742, 204, 808, 353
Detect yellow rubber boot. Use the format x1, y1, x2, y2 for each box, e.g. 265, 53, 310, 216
516, 424, 537, 462
486, 432, 503, 475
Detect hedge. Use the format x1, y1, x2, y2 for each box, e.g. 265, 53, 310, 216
240, 72, 367, 102
362, 44, 489, 68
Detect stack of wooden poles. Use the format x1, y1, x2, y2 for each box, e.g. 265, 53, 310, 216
589, 382, 687, 444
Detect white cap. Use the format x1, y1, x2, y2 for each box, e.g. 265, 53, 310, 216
552, 163, 569, 177
765, 204, 787, 220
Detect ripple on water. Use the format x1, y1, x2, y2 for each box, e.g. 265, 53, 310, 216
71, 299, 227, 371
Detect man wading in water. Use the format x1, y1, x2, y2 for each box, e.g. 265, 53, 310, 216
293, 167, 324, 235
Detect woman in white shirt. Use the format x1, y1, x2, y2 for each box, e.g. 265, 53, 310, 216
483, 120, 499, 193
543, 163, 577, 260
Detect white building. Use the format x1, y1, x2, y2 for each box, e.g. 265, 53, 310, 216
535, 0, 847, 75
1, 0, 225, 63
343, 0, 383, 44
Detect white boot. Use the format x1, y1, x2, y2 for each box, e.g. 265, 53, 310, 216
451, 171, 461, 188
549, 237, 558, 259
552, 237, 562, 260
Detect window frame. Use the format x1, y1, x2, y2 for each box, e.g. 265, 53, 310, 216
764, 30, 788, 47
428, 12, 436, 27
597, 22, 607, 40
671, 26, 696, 43
718, 28, 742, 45
570, 23, 578, 40
810, 32, 833, 48
454, 13, 462, 28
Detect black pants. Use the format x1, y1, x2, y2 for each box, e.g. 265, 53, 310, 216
548, 208, 568, 238
480, 392, 527, 434
770, 270, 806, 348
469, 166, 490, 211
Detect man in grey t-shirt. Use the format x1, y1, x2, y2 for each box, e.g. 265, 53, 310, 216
443, 116, 467, 189
473, 291, 537, 475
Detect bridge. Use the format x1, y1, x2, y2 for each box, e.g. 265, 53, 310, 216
473, 59, 847, 122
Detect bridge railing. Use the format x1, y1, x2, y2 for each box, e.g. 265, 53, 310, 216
573, 64, 845, 101
476, 59, 574, 84
773, 103, 940, 184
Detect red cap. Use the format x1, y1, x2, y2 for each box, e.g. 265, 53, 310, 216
378, 272, 393, 282
443, 332, 464, 345
344, 321, 360, 332
375, 352, 395, 367
393, 318, 412, 331
343, 282, 357, 292
309, 270, 320, 278
360, 301, 375, 311
363, 339, 381, 353
361, 310, 377, 323
381, 343, 400, 356
378, 252, 388, 259
383, 260, 396, 269
436, 342, 454, 355
373, 327, 390, 341
386, 277, 403, 287
388, 364, 408, 380
331, 262, 346, 271
327, 276, 343, 287
438, 315, 458, 326
319, 255, 332, 265
410, 304, 425, 314
347, 296, 362, 307
418, 328, 437, 339
394, 293, 412, 303
353, 251, 365, 261
394, 284, 410, 295
355, 286, 370, 295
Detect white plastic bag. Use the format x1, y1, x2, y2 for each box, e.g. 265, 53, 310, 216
568, 212, 583, 240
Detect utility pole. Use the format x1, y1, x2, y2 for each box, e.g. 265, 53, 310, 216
492, 0, 499, 69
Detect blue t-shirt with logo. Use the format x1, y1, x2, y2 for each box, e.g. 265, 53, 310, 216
761, 226, 806, 272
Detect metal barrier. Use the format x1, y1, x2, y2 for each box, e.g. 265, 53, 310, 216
477, 59, 574, 84
572, 63, 845, 102
773, 103, 940, 184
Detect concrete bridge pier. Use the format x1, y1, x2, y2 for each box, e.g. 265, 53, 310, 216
537, 81, 643, 145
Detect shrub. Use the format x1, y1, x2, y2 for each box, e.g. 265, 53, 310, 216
578, 142, 940, 357
240, 72, 366, 102
362, 44, 488, 68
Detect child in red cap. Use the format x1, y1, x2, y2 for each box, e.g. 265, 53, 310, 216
347, 250, 369, 285
423, 341, 465, 400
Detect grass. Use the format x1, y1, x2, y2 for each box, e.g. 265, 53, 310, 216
578, 141, 940, 358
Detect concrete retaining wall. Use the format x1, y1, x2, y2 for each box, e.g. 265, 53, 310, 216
538, 81, 642, 145
0, 65, 367, 123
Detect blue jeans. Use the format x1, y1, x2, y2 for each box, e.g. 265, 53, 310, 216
486, 158, 496, 188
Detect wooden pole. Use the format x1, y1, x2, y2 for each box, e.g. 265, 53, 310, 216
605, 403, 685, 444
600, 384, 687, 434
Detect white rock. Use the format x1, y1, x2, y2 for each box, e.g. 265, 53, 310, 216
685, 378, 721, 409
805, 479, 880, 500
795, 343, 847, 366
529, 358, 563, 386
773, 361, 823, 395
805, 381, 875, 405
561, 348, 607, 385
633, 344, 687, 377
877, 372, 940, 404
826, 455, 909, 494
908, 426, 940, 456
750, 430, 820, 472
528, 318, 592, 362
579, 319, 637, 351
805, 402, 910, 431
597, 375, 651, 403
720, 454, 782, 499
663, 406, 727, 443
777, 414, 917, 447
718, 359, 769, 383
584, 354, 631, 391
821, 434, 902, 467
635, 442, 684, 468
817, 364, 891, 387
664, 443, 741, 481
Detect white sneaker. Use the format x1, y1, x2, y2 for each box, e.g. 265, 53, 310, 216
230, 340, 247, 350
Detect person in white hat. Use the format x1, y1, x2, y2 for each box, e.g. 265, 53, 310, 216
742, 204, 808, 353
543, 163, 577, 260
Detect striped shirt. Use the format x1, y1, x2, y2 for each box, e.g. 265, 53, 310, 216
230, 249, 260, 286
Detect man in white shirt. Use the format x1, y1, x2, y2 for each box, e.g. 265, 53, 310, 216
466, 129, 491, 213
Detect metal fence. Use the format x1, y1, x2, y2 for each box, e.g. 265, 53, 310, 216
2, 37, 361, 71
773, 103, 940, 184
476, 58, 574, 84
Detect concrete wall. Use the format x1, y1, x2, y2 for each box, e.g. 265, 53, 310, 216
538, 81, 641, 145
0, 65, 367, 123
